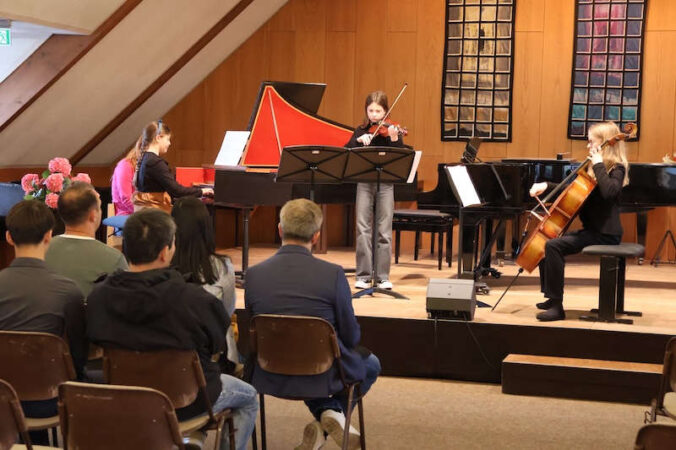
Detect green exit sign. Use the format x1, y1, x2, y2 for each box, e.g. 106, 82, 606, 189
0, 29, 10, 46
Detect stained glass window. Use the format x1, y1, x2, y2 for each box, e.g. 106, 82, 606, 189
568, 0, 646, 139
442, 0, 515, 141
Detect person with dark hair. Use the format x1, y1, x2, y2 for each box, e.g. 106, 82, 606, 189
87, 208, 257, 450
346, 91, 405, 291
0, 200, 86, 445
245, 198, 380, 450
45, 182, 127, 296
171, 197, 239, 367
133, 120, 213, 212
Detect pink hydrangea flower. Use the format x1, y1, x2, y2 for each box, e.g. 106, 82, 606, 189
72, 173, 92, 184
48, 157, 72, 176
45, 193, 59, 209
45, 173, 65, 193
21, 174, 39, 193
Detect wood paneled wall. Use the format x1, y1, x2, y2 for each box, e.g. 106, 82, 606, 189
164, 0, 676, 257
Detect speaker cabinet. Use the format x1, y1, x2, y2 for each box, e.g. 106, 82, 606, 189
426, 278, 476, 320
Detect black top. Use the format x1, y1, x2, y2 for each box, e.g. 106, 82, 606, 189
345, 124, 405, 148
0, 257, 87, 378
87, 267, 227, 419
548, 162, 626, 237
135, 152, 202, 198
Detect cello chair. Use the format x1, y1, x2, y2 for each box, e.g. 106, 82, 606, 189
579, 243, 644, 324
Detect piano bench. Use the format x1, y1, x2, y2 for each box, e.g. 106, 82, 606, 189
392, 209, 453, 270
579, 243, 645, 324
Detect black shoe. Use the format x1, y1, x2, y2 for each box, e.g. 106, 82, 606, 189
536, 298, 554, 310
536, 304, 565, 322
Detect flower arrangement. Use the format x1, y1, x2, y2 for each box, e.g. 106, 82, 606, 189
21, 158, 92, 209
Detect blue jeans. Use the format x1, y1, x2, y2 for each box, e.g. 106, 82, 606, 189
212, 374, 259, 450
305, 353, 381, 420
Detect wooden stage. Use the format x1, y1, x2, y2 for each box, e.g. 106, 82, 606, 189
230, 245, 675, 403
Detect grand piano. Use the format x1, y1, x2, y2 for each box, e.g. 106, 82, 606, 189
418, 160, 676, 280
211, 81, 416, 274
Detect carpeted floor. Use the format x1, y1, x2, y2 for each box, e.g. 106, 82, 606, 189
207, 375, 664, 449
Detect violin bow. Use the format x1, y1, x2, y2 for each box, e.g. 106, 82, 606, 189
369, 82, 408, 139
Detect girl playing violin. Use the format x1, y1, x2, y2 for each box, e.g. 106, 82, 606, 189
346, 91, 405, 290
529, 121, 629, 321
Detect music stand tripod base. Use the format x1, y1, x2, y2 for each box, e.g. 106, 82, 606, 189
353, 285, 408, 299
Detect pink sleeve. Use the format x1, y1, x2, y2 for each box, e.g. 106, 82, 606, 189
112, 160, 135, 215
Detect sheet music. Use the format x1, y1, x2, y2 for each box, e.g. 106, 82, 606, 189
446, 165, 481, 207
215, 131, 250, 166
406, 151, 422, 183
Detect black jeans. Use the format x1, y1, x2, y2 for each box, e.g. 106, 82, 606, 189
538, 229, 621, 303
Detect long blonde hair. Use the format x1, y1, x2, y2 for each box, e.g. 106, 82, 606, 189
587, 121, 630, 187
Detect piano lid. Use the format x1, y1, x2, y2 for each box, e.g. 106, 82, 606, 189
241, 81, 354, 168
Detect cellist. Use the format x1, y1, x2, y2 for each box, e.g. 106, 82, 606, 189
529, 121, 630, 321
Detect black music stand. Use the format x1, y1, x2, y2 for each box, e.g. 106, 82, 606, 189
275, 145, 349, 201
344, 146, 416, 300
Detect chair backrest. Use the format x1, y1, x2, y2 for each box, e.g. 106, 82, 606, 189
103, 348, 206, 410
249, 314, 341, 376
634, 424, 676, 449
0, 379, 32, 450
0, 331, 76, 401
59, 381, 184, 450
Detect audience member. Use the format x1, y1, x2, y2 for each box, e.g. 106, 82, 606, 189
245, 198, 380, 450
0, 200, 86, 444
87, 208, 257, 450
45, 182, 128, 297
111, 147, 138, 215
171, 197, 240, 368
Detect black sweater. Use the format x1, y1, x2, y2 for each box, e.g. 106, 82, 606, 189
136, 152, 202, 198
345, 124, 405, 148
87, 268, 227, 419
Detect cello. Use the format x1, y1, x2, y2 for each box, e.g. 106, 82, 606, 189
515, 123, 638, 273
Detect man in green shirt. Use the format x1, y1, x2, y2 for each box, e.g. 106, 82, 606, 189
45, 182, 128, 297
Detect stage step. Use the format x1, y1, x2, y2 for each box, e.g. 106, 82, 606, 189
502, 354, 662, 404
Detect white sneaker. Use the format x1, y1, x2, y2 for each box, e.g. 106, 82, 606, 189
320, 409, 360, 450
183, 430, 206, 450
294, 421, 326, 450
354, 280, 371, 289
378, 280, 393, 290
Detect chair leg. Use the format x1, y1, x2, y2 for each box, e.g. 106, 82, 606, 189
343, 386, 355, 450
438, 229, 443, 270
356, 385, 365, 450
260, 394, 267, 450
447, 222, 453, 268
430, 232, 435, 255
414, 231, 420, 260
395, 229, 401, 264
228, 416, 235, 450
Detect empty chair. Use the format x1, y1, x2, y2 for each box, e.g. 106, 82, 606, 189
249, 314, 367, 450
0, 331, 76, 445
0, 379, 56, 450
634, 423, 676, 449
646, 337, 676, 423
103, 348, 234, 450
58, 381, 184, 450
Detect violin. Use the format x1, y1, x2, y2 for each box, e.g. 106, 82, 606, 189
515, 123, 637, 273
368, 120, 408, 137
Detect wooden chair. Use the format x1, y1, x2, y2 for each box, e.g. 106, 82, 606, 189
634, 423, 676, 449
58, 381, 184, 450
0, 331, 76, 445
103, 348, 235, 450
249, 314, 367, 450
646, 337, 676, 423
0, 379, 56, 450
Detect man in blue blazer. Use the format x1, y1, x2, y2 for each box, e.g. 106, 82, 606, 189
245, 198, 380, 450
